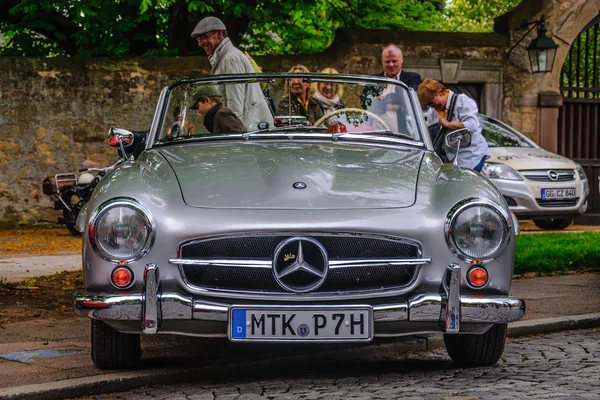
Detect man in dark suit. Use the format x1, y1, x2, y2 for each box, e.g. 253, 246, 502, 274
359, 45, 421, 133
379, 45, 421, 91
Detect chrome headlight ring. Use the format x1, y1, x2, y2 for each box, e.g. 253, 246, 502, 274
444, 198, 512, 264
88, 198, 156, 264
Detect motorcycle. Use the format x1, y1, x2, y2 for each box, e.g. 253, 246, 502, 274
41, 128, 147, 236
42, 160, 120, 236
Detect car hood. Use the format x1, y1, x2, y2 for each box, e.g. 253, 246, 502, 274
488, 146, 575, 170
157, 141, 424, 209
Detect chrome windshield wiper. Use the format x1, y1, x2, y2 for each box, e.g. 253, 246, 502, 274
333, 130, 415, 140
243, 126, 328, 137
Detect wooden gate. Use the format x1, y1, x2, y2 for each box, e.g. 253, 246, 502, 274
558, 15, 600, 220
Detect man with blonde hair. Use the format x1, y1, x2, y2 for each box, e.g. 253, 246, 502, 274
276, 65, 324, 124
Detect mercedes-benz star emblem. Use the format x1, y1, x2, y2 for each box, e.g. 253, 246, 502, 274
272, 237, 329, 293
293, 182, 307, 190
547, 170, 559, 181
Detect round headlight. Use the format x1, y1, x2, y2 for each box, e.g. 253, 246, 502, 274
89, 199, 154, 262
446, 201, 510, 262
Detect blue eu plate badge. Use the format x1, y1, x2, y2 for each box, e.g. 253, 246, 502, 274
232, 309, 246, 339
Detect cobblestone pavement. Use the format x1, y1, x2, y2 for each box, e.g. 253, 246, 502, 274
73, 329, 599, 400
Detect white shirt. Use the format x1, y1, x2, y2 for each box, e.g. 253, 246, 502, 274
424, 91, 490, 169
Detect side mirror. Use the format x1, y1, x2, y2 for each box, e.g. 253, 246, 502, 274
108, 128, 134, 148
108, 127, 135, 162
444, 128, 472, 149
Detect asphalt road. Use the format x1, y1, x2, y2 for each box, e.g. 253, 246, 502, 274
67, 328, 600, 400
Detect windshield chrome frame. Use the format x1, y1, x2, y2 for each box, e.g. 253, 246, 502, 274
148, 73, 432, 150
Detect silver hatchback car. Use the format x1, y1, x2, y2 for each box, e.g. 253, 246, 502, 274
480, 114, 589, 230
74, 74, 524, 370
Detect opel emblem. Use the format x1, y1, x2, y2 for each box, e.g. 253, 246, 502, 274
293, 182, 307, 190
272, 237, 329, 293
547, 170, 559, 181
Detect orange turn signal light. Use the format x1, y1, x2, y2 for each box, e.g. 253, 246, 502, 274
467, 266, 488, 287
112, 267, 133, 288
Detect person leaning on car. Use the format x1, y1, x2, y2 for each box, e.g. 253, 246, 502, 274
276, 65, 324, 125
189, 86, 246, 134
417, 78, 490, 172
190, 17, 273, 130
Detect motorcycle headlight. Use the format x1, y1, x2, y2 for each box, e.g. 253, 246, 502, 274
89, 199, 155, 262
482, 163, 522, 181
445, 200, 511, 262
575, 163, 587, 181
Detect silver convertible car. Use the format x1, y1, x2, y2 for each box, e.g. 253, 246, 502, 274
74, 73, 524, 370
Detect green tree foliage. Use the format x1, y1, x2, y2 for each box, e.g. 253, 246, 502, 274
0, 0, 167, 56
0, 0, 521, 57
440, 0, 522, 32
244, 0, 445, 55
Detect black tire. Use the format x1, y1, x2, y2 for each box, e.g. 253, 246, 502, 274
60, 189, 85, 236
532, 218, 573, 230
444, 323, 507, 368
91, 319, 141, 369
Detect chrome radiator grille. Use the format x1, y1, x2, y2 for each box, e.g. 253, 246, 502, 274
177, 234, 423, 295
521, 169, 575, 182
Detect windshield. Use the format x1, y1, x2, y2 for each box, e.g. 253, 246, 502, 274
479, 115, 534, 148
154, 73, 423, 144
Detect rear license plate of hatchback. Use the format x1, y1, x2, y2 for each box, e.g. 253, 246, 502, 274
542, 188, 576, 199
229, 305, 373, 342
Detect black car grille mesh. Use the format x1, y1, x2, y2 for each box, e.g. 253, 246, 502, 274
182, 264, 416, 293
179, 235, 421, 294
180, 235, 419, 259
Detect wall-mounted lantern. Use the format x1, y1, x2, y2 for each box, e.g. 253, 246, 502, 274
507, 15, 559, 73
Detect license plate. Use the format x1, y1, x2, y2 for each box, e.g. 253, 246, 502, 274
229, 305, 373, 342
541, 188, 576, 200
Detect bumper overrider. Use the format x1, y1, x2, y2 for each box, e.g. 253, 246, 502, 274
74, 264, 525, 339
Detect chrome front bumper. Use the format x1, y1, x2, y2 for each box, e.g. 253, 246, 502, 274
74, 264, 525, 336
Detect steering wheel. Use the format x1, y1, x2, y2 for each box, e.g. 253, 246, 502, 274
313, 108, 391, 131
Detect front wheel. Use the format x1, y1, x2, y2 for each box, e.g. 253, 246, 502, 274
444, 323, 507, 368
91, 320, 141, 369
533, 218, 573, 230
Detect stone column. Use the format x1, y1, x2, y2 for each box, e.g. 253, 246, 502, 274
538, 92, 563, 153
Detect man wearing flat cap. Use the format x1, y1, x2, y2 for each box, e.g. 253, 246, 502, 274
189, 85, 245, 134
191, 16, 272, 131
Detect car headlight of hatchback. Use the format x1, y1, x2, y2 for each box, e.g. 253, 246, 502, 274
482, 163, 522, 180
89, 199, 155, 262
445, 199, 511, 262
575, 163, 587, 180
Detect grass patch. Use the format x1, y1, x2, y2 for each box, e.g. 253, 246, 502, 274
515, 231, 600, 274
